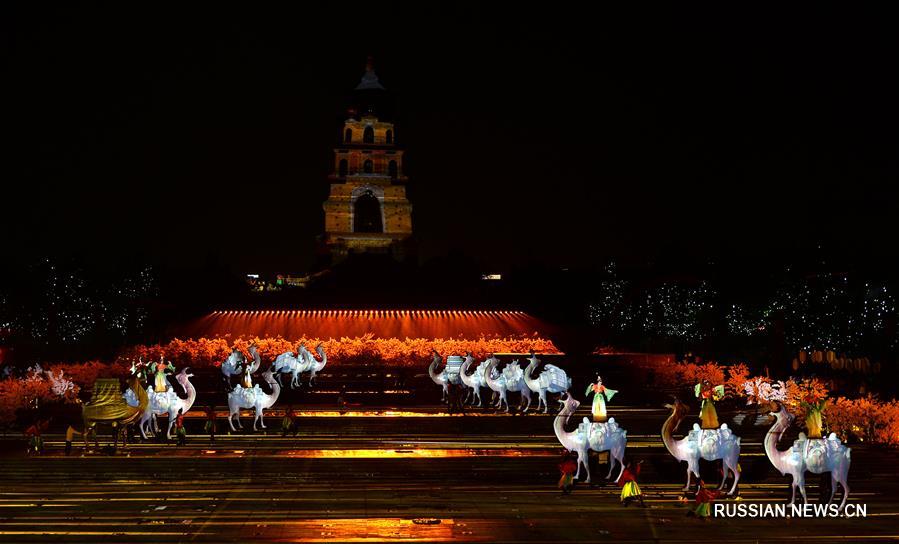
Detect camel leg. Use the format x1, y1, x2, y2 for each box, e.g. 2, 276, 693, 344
683, 465, 693, 492
836, 466, 850, 511
580, 447, 591, 483
615, 452, 626, 482
790, 476, 797, 504
228, 402, 240, 431
827, 474, 837, 505
797, 473, 808, 504
541, 391, 549, 414
258, 409, 266, 429
139, 413, 150, 440
838, 478, 849, 512
726, 458, 741, 496
605, 452, 616, 479
166, 415, 176, 440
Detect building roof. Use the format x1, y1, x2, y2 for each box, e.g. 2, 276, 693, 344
355, 56, 386, 91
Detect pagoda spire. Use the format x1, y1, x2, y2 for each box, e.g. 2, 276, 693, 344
355, 55, 385, 91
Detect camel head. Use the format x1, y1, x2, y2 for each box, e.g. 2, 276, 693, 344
770, 403, 794, 426
558, 392, 580, 412
229, 349, 247, 364
663, 397, 689, 423
176, 367, 194, 385
127, 374, 141, 389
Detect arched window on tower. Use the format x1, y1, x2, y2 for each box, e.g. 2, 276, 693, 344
385, 129, 393, 144
363, 126, 374, 144
363, 159, 373, 174
388, 160, 398, 180
338, 159, 348, 177
344, 128, 352, 143
354, 191, 383, 233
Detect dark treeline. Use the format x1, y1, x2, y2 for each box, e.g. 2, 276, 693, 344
1, 253, 896, 371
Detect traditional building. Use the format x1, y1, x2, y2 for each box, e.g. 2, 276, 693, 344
322, 59, 413, 262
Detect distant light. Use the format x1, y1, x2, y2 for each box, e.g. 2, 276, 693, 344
246, 274, 259, 279
481, 274, 502, 281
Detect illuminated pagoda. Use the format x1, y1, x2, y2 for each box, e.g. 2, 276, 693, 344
322, 58, 413, 263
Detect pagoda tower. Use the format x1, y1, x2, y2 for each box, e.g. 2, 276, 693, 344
322, 58, 413, 262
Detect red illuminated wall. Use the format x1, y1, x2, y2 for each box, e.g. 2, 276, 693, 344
173, 310, 555, 340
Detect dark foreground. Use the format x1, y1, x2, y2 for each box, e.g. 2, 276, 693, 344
1, 406, 897, 543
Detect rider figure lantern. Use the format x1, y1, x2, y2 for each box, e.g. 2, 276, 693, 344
585, 375, 617, 422
152, 357, 175, 393
801, 394, 827, 439
695, 379, 725, 429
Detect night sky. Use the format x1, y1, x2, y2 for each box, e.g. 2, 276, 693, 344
5, 4, 897, 276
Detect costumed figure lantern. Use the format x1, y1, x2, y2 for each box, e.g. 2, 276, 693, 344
801, 394, 827, 440
695, 379, 725, 429
151, 357, 175, 393
585, 375, 617, 422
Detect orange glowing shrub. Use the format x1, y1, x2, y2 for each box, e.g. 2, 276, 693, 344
0, 367, 81, 425
631, 357, 738, 393
827, 396, 899, 446
117, 334, 561, 369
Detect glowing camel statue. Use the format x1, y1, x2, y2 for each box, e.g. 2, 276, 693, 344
226, 346, 281, 431
272, 345, 311, 388
523, 353, 571, 413
428, 351, 462, 402
221, 348, 250, 391
125, 367, 196, 439
459, 353, 490, 406
662, 398, 741, 495
554, 393, 627, 483
765, 404, 851, 509
484, 357, 533, 412
303, 344, 327, 386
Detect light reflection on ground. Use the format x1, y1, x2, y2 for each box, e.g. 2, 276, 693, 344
281, 448, 556, 458
277, 518, 464, 542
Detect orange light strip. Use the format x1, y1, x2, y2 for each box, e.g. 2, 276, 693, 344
211, 310, 527, 315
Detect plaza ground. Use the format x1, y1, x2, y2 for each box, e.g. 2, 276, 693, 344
1, 406, 898, 542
